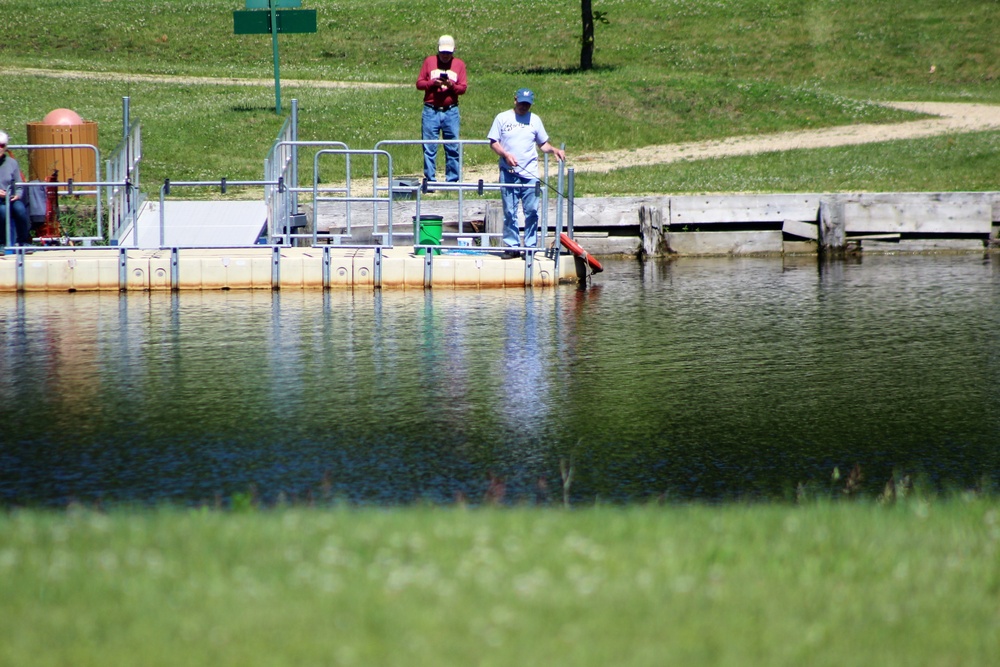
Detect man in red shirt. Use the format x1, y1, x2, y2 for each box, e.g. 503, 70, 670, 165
416, 35, 467, 183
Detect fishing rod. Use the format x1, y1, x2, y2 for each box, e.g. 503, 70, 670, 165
504, 153, 606, 231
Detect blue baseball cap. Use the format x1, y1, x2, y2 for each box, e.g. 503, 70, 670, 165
515, 88, 535, 105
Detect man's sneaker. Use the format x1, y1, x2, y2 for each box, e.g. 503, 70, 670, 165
502, 249, 521, 259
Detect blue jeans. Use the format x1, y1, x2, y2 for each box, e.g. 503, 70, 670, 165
500, 169, 539, 250
1, 199, 30, 246
421, 105, 461, 182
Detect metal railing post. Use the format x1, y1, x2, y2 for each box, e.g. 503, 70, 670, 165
540, 153, 549, 249
524, 247, 534, 287
567, 168, 575, 238
118, 247, 128, 290
160, 180, 169, 247
170, 247, 179, 290
290, 99, 299, 215
3, 192, 10, 247
554, 154, 565, 251
322, 245, 331, 288
15, 248, 24, 291
272, 245, 281, 289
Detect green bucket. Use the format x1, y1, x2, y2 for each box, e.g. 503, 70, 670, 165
413, 215, 443, 255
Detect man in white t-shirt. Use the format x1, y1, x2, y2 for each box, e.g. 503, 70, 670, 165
487, 88, 565, 257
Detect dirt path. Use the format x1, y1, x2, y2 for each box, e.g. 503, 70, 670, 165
453, 101, 1000, 182
567, 101, 1000, 174
8, 68, 1000, 175
1, 66, 405, 89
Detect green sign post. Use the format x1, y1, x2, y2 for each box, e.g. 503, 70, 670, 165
234, 0, 317, 113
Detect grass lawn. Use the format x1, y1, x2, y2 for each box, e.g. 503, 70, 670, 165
0, 0, 998, 195
1, 498, 998, 666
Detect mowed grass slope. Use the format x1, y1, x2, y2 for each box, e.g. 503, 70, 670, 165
1, 500, 998, 667
1, 0, 996, 88
1, 0, 998, 193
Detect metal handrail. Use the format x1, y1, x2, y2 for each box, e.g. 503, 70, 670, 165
373, 138, 491, 235
157, 178, 281, 248
373, 138, 489, 186
3, 179, 129, 247
106, 118, 142, 243
269, 140, 349, 244
8, 142, 103, 225
264, 104, 300, 245
312, 149, 394, 246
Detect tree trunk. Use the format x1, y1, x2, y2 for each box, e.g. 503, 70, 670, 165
580, 0, 594, 71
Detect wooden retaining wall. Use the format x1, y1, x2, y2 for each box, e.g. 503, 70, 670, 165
567, 192, 1000, 256
574, 192, 1000, 255
314, 192, 1000, 257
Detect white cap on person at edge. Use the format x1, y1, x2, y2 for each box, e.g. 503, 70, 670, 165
438, 35, 455, 53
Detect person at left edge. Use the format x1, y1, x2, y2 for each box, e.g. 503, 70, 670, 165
416, 34, 467, 183
0, 130, 31, 247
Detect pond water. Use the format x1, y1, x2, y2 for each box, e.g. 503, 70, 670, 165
2, 254, 999, 507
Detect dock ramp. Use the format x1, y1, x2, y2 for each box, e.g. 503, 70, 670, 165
117, 200, 268, 248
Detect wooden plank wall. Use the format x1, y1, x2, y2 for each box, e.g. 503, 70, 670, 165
565, 193, 1000, 232
311, 192, 1000, 255
670, 195, 821, 225
565, 193, 1000, 255
844, 193, 993, 235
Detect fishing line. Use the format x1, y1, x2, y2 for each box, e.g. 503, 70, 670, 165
502, 159, 608, 279
505, 159, 607, 230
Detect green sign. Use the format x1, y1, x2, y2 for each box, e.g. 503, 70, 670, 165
233, 9, 315, 34
274, 9, 316, 33
233, 10, 269, 34
233, 3, 317, 113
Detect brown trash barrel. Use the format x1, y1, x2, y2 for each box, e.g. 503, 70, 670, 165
26, 109, 98, 195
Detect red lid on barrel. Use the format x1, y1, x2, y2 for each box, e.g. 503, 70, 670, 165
41, 108, 84, 125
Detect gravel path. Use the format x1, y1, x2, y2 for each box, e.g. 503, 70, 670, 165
568, 101, 1000, 173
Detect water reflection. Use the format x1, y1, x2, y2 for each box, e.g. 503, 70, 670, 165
1, 254, 999, 506
498, 292, 549, 434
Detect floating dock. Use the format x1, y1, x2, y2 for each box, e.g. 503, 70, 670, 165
0, 246, 586, 292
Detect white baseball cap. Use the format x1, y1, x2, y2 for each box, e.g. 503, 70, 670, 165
438, 35, 455, 53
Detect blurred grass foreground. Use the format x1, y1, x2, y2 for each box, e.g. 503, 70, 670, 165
1, 498, 999, 666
